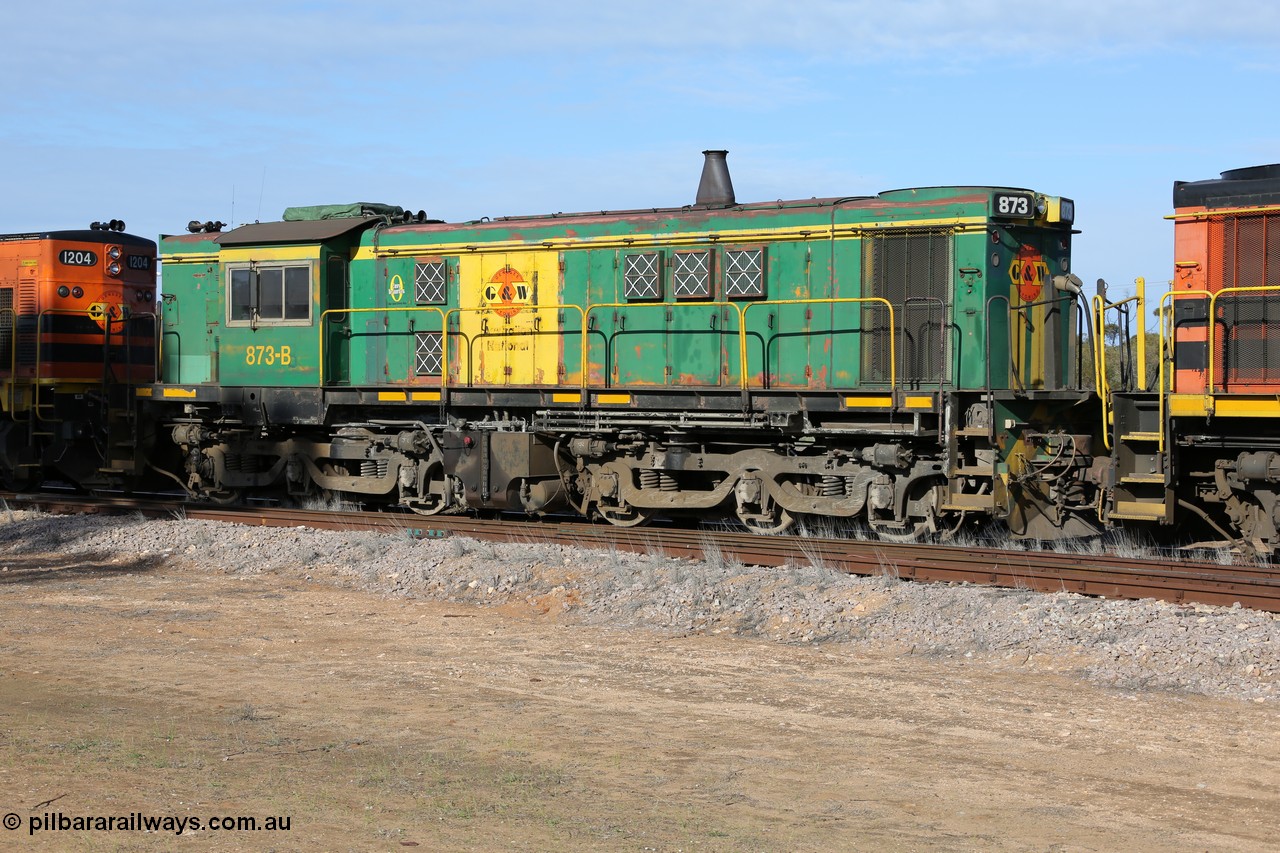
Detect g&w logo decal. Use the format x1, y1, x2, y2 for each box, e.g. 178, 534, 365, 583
483, 265, 530, 318
1009, 245, 1049, 302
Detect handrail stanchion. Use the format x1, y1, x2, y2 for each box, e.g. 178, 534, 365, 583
317, 306, 447, 386
739, 297, 896, 393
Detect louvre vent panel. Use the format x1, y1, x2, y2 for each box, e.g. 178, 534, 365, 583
860, 229, 952, 384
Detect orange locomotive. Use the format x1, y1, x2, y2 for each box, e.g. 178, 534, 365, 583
0, 221, 156, 488
1170, 165, 1280, 395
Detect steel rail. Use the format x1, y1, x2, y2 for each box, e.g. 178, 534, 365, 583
9, 493, 1279, 613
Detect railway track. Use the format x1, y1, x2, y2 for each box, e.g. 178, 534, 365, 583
10, 492, 1280, 613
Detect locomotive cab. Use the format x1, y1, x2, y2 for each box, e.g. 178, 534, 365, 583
159, 207, 387, 392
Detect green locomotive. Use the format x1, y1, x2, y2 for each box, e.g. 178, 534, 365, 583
151, 152, 1095, 539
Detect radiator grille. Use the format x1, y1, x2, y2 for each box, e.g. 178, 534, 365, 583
860, 229, 952, 384
1208, 213, 1280, 290
0, 289, 10, 368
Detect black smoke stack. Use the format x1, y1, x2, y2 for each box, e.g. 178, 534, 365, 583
696, 149, 736, 206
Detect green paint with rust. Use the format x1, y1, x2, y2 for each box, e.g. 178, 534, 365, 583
158, 184, 1076, 393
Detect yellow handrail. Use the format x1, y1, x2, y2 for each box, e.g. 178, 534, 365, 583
34, 307, 153, 422
581, 301, 738, 390
1091, 285, 1148, 450
1135, 277, 1148, 391
443, 304, 584, 390
317, 306, 446, 386
739, 297, 896, 391
319, 297, 904, 401
1157, 288, 1212, 452
1206, 285, 1280, 393
1090, 294, 1110, 448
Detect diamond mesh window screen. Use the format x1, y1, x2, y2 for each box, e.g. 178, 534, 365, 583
624, 253, 660, 300
860, 229, 952, 384
672, 251, 711, 298
415, 331, 443, 376
724, 248, 764, 298
415, 261, 447, 304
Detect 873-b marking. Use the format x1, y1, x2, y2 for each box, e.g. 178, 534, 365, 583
244, 345, 292, 366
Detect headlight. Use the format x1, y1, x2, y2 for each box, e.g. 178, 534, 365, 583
107, 246, 122, 260
107, 262, 121, 276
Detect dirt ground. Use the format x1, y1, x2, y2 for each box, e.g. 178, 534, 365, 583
0, 549, 1277, 852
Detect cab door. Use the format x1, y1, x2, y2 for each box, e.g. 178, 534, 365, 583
324, 255, 349, 385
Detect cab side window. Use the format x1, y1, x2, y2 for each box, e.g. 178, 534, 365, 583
227, 264, 312, 326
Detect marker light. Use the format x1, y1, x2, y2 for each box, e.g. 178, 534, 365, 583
71, 287, 84, 298
57, 286, 70, 297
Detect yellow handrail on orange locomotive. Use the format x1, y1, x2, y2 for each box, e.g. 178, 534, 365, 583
34, 306, 155, 421
1206, 285, 1280, 396
1156, 287, 1213, 454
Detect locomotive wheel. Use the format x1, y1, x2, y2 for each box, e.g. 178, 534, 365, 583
203, 488, 244, 506
407, 498, 447, 516
598, 504, 651, 528
1, 467, 40, 492
404, 464, 454, 516
870, 482, 941, 543
869, 519, 932, 543
742, 504, 788, 532
737, 505, 795, 535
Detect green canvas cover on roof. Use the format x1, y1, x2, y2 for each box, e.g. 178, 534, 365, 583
282, 202, 404, 221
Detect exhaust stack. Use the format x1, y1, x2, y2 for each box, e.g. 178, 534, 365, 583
695, 149, 736, 206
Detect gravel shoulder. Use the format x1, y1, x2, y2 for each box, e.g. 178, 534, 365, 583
0, 510, 1277, 850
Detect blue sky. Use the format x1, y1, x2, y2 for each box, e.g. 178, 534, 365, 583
3, 1, 1278, 308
